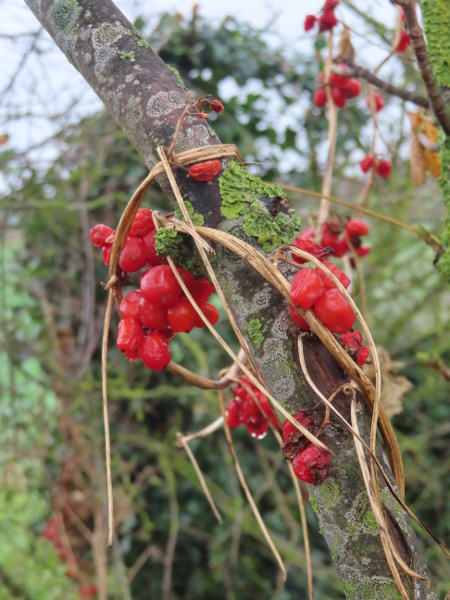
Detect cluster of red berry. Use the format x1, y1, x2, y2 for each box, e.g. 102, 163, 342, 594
42, 515, 98, 597
304, 0, 339, 33
359, 155, 392, 179
314, 64, 361, 109
225, 375, 279, 439
90, 209, 219, 371
282, 411, 330, 485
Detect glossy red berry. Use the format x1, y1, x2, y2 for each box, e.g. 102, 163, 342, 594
210, 99, 224, 113
282, 410, 315, 443
330, 86, 346, 108
291, 237, 331, 264
138, 297, 169, 330
90, 224, 115, 248
345, 220, 369, 238
140, 265, 183, 308
226, 398, 243, 428
289, 304, 311, 330
129, 209, 154, 238
359, 155, 375, 173
123, 347, 140, 362
119, 237, 148, 272
318, 10, 338, 32
291, 267, 326, 310
244, 418, 269, 439
304, 14, 317, 31
313, 288, 355, 334
189, 160, 222, 181
167, 298, 198, 332
119, 290, 141, 320
258, 394, 279, 428
342, 78, 361, 99
396, 29, 410, 53
292, 444, 330, 485
186, 276, 215, 303
319, 261, 351, 290
366, 93, 384, 112
102, 245, 112, 267
313, 88, 327, 108
194, 301, 220, 328
376, 159, 392, 179
117, 318, 144, 353
143, 229, 165, 267
329, 68, 350, 89
139, 332, 171, 371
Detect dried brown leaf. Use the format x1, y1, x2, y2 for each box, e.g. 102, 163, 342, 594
336, 26, 355, 62
407, 111, 426, 186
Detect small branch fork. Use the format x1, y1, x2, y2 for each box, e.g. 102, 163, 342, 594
392, 0, 450, 135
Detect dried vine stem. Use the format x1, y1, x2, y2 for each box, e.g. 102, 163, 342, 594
392, 0, 450, 135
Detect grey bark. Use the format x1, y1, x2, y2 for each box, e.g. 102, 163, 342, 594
23, 1, 438, 597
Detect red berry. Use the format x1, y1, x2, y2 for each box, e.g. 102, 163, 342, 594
330, 86, 346, 108
226, 398, 243, 428
139, 332, 171, 370
102, 244, 112, 267
194, 301, 220, 328
323, 0, 339, 10
318, 10, 338, 32
117, 318, 144, 353
258, 394, 279, 428
210, 99, 224, 113
345, 220, 369, 238
340, 330, 363, 348
244, 419, 269, 439
359, 155, 375, 173
129, 209, 154, 238
140, 265, 183, 308
186, 276, 215, 303
138, 296, 169, 330
159, 327, 175, 341
282, 410, 315, 443
354, 244, 371, 257
167, 298, 198, 332
119, 237, 148, 272
119, 291, 141, 320
321, 230, 348, 257
366, 93, 384, 112
341, 78, 361, 99
319, 261, 351, 290
300, 227, 315, 240
189, 160, 222, 181
123, 347, 140, 362
291, 267, 326, 310
313, 88, 327, 108
356, 345, 370, 366
313, 288, 355, 334
292, 444, 330, 485
90, 224, 115, 248
396, 29, 410, 53
143, 230, 165, 267
304, 14, 317, 32
289, 304, 311, 330
376, 159, 392, 179
329, 69, 350, 89
291, 237, 332, 264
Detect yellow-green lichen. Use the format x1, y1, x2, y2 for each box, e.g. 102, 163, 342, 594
436, 135, 450, 283
248, 318, 268, 346
422, 1, 450, 87
318, 481, 340, 511
343, 579, 403, 600
48, 0, 80, 32
242, 201, 302, 252
174, 200, 204, 226
168, 64, 188, 91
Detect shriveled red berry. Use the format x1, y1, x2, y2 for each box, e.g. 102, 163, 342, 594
119, 237, 148, 273
331, 86, 346, 108
102, 245, 112, 267
90, 224, 115, 248
396, 29, 410, 53
366, 93, 384, 112
340, 330, 363, 348
356, 345, 370, 366
138, 297, 169, 330
226, 398, 243, 428
313, 288, 355, 334
139, 332, 171, 370
282, 410, 315, 443
318, 10, 338, 32
117, 318, 144, 353
359, 155, 375, 173
319, 261, 351, 290
129, 209, 154, 238
194, 301, 220, 328
376, 159, 392, 179
313, 88, 327, 108
167, 298, 198, 332
143, 229, 165, 267
354, 244, 371, 257
304, 14, 317, 32
345, 220, 369, 238
291, 237, 332, 264
321, 230, 348, 258
119, 290, 141, 320
189, 160, 222, 181
140, 265, 183, 308
292, 444, 330, 485
289, 304, 311, 330
210, 99, 224, 113
291, 267, 326, 310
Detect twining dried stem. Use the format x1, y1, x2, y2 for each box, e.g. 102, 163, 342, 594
218, 390, 287, 580
167, 361, 240, 390
392, 0, 450, 135
177, 417, 224, 445
176, 432, 222, 523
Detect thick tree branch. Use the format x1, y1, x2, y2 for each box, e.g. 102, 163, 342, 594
393, 0, 450, 134
339, 59, 430, 108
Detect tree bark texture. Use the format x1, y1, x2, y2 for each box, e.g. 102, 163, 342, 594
24, 1, 438, 597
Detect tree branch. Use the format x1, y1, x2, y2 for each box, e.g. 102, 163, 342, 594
392, 0, 450, 134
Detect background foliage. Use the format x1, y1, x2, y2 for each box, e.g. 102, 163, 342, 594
0, 6, 449, 598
